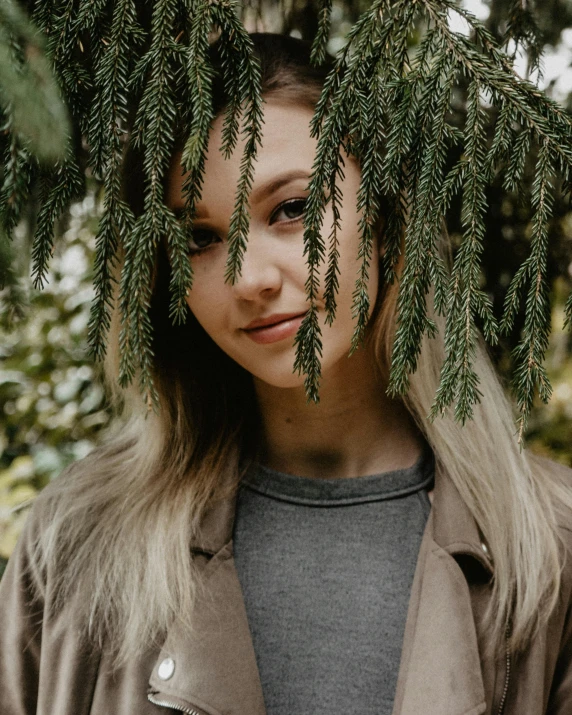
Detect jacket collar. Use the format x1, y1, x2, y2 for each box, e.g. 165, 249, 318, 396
431, 464, 494, 573
189, 489, 237, 555
189, 463, 494, 573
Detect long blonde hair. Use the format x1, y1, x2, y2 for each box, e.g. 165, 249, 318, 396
33, 32, 572, 669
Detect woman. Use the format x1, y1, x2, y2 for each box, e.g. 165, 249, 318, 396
1, 32, 572, 715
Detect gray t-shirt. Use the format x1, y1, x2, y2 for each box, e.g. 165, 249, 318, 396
232, 448, 434, 715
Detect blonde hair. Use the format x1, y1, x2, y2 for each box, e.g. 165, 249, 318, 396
32, 33, 572, 669
375, 269, 572, 659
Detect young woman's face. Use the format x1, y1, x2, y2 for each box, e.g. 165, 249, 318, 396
166, 100, 381, 389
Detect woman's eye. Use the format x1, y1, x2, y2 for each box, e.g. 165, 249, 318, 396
187, 229, 220, 254
270, 198, 307, 225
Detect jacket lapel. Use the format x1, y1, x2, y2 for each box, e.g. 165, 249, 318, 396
392, 470, 493, 715
392, 516, 487, 715
148, 539, 266, 715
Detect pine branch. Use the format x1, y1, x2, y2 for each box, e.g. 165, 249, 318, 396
483, 101, 514, 180
430, 80, 498, 422
503, 0, 543, 78
118, 0, 181, 405
3, 0, 571, 435
311, 0, 333, 67
388, 46, 456, 396
31, 157, 84, 289
176, 0, 214, 323
87, 0, 142, 361
424, 0, 572, 172
216, 9, 264, 285
35, 0, 91, 134
299, 0, 417, 396
0, 0, 69, 161
510, 138, 554, 439
294, 70, 351, 398
322, 159, 343, 325
503, 127, 532, 193
0, 131, 33, 236
380, 191, 407, 286
351, 66, 385, 353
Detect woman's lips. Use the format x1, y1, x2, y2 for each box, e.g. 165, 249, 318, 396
242, 313, 306, 345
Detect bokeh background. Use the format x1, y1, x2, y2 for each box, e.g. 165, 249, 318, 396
1, 0, 572, 567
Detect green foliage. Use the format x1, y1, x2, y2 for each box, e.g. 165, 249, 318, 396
0, 0, 571, 436
0, 191, 110, 559
0, 0, 69, 323
301, 0, 572, 434
0, 0, 69, 161
518, 279, 572, 466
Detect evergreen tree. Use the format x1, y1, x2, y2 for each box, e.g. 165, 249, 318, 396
1, 0, 571, 438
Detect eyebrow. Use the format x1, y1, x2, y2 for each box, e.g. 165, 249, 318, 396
173, 169, 311, 221
248, 169, 311, 205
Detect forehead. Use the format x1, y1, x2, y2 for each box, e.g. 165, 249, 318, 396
166, 101, 316, 212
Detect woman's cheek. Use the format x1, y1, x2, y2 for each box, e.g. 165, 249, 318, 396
185, 285, 222, 337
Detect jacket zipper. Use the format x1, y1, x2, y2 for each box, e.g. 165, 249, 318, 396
148, 693, 204, 715
496, 624, 511, 715
149, 624, 513, 715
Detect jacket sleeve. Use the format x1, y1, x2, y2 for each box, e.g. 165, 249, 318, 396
546, 525, 572, 714
0, 503, 46, 714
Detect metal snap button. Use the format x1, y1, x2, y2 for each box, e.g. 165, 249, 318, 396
158, 657, 175, 681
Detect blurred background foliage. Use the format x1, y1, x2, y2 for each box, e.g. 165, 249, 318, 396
0, 190, 110, 558
1, 0, 572, 563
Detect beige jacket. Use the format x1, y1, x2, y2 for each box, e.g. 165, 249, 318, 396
1, 466, 572, 715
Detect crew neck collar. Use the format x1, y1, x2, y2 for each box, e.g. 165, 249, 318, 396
240, 446, 434, 506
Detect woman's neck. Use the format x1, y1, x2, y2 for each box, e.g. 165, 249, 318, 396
253, 344, 424, 479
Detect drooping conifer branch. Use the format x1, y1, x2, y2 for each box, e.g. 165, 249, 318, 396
216, 12, 264, 286
430, 80, 498, 423
0, 0, 68, 313
86, 0, 141, 361
310, 0, 332, 67
178, 0, 264, 298
22, 0, 87, 291
297, 0, 416, 394
507, 138, 555, 439
350, 66, 384, 354
1, 0, 571, 433
301, 0, 571, 431
0, 0, 71, 288
388, 33, 456, 397
117, 0, 183, 404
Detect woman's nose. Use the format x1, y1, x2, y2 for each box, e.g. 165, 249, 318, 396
231, 232, 283, 301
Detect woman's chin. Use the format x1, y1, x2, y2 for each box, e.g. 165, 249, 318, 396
251, 370, 307, 391
247, 344, 362, 393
